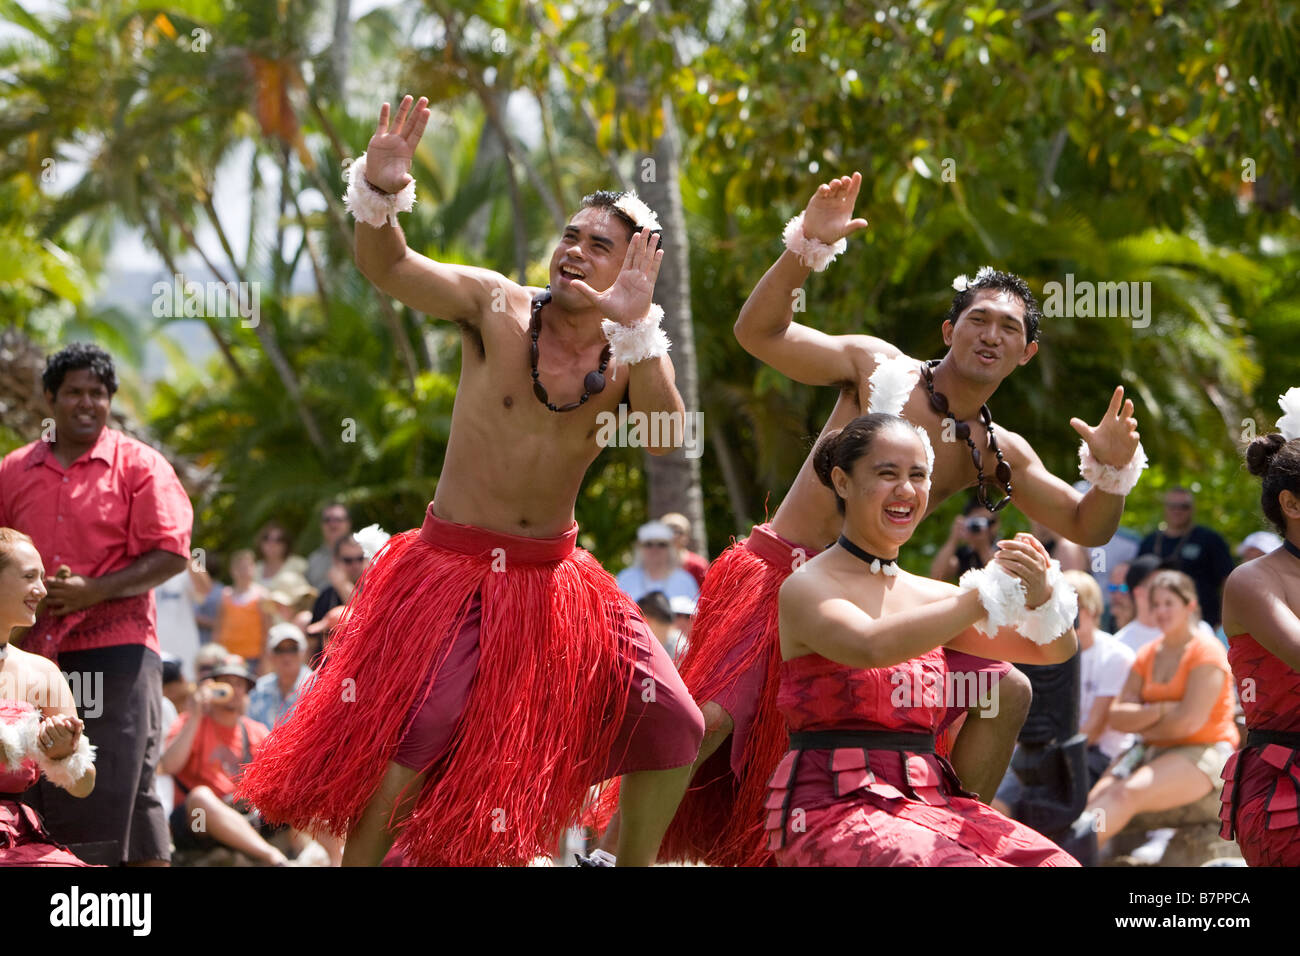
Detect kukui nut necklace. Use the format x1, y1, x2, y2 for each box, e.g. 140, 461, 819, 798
921, 359, 1013, 513
529, 289, 610, 413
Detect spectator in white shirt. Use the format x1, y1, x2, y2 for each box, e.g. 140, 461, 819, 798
616, 521, 699, 603
1065, 571, 1136, 787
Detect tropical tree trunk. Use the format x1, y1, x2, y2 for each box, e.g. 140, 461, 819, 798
638, 96, 707, 555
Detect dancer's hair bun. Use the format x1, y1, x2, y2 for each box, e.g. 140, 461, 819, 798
1246, 433, 1286, 478
813, 429, 844, 488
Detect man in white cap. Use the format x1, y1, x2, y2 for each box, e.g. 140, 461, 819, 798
1237, 530, 1283, 564
248, 623, 310, 730
616, 521, 700, 603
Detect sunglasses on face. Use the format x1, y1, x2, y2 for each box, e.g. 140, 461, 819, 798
323, 515, 348, 524
641, 541, 670, 548
1166, 502, 1192, 510
272, 644, 300, 654
263, 534, 286, 543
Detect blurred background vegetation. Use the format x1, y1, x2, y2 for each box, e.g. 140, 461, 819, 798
2, 0, 1298, 574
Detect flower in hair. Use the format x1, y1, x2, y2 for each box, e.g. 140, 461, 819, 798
1277, 387, 1300, 442
613, 191, 661, 232
355, 524, 392, 561
953, 266, 998, 293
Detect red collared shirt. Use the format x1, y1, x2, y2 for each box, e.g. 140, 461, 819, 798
0, 427, 193, 657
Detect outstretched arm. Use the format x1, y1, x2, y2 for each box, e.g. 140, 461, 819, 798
1000, 388, 1142, 547
353, 95, 522, 324
734, 173, 900, 386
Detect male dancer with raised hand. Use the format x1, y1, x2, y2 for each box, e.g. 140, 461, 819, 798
237, 95, 704, 866
604, 172, 1147, 866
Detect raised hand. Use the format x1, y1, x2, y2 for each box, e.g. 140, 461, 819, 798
569, 228, 665, 327
1071, 386, 1141, 468
800, 173, 870, 245
363, 95, 431, 194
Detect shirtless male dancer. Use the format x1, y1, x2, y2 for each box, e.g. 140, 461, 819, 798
237, 95, 704, 866
599, 172, 1147, 866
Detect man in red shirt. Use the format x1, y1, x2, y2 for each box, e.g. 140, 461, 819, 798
0, 343, 193, 866
162, 659, 285, 865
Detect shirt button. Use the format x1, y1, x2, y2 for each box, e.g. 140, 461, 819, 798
62, 477, 69, 483
57, 516, 64, 522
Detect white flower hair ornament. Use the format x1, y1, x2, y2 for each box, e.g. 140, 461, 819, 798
354, 523, 392, 561
866, 355, 935, 475
1277, 387, 1300, 441
951, 266, 998, 293
612, 191, 662, 232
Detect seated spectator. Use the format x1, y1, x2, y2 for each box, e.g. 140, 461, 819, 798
1083, 570, 1240, 850
1066, 570, 1136, 788
194, 643, 230, 683
929, 498, 1000, 582
248, 624, 311, 730
155, 654, 189, 816
160, 658, 287, 866
669, 594, 696, 644
310, 535, 366, 624
1236, 530, 1283, 564
635, 591, 685, 662
254, 521, 315, 611
615, 521, 699, 603
212, 550, 270, 672
1104, 561, 1135, 633
1112, 555, 1164, 654
305, 502, 352, 593
193, 554, 224, 646
660, 512, 709, 588
304, 606, 344, 662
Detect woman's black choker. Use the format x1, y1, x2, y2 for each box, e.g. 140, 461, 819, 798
1284, 539, 1300, 563
837, 534, 900, 576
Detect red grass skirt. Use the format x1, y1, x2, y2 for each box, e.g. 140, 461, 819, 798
236, 507, 652, 866
655, 523, 814, 867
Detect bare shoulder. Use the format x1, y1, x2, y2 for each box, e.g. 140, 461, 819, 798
993, 425, 1038, 466
1224, 557, 1274, 597
843, 335, 905, 375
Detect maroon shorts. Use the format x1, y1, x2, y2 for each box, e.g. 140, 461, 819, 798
937, 648, 1014, 737
393, 586, 702, 780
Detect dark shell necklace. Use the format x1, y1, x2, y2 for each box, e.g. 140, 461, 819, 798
921, 359, 1013, 512
529, 289, 610, 413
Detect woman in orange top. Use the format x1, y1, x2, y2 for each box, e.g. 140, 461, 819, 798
212, 550, 270, 670
1085, 569, 1239, 848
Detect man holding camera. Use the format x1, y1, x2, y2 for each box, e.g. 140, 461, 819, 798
931, 502, 1002, 582
160, 657, 286, 866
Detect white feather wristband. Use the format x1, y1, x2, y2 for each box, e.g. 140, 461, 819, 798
959, 563, 1026, 637
1016, 563, 1079, 646
35, 733, 95, 790
343, 152, 416, 228
602, 304, 671, 365
1078, 440, 1148, 496
782, 212, 848, 271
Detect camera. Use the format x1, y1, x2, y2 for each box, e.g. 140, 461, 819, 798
965, 517, 989, 533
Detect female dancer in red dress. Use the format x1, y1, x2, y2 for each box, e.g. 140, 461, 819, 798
1218, 414, 1300, 866
764, 415, 1080, 865
0, 529, 96, 866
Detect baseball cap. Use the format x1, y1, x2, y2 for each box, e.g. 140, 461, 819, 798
637, 521, 674, 543
267, 622, 307, 653
669, 595, 697, 616
1237, 531, 1283, 556
208, 660, 256, 688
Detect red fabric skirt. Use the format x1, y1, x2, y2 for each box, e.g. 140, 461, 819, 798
0, 798, 92, 867
1219, 742, 1300, 867
765, 745, 1078, 867
658, 523, 812, 867
236, 507, 702, 866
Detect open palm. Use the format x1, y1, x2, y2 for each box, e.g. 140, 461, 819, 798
570, 229, 664, 326
364, 95, 430, 193
801, 172, 870, 244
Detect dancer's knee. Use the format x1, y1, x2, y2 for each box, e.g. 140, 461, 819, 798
996, 666, 1032, 723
